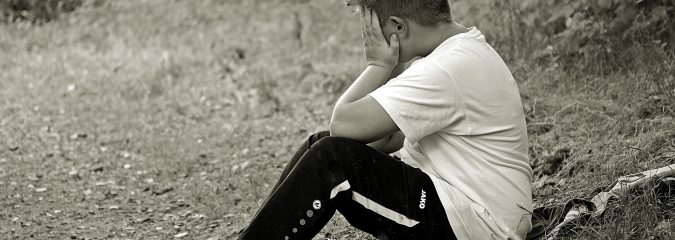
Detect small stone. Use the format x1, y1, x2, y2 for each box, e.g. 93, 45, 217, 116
123, 164, 131, 169
71, 133, 87, 140
27, 174, 40, 181
67, 84, 76, 92
174, 232, 188, 238
35, 187, 48, 192
655, 220, 671, 231
239, 161, 250, 170
108, 205, 120, 210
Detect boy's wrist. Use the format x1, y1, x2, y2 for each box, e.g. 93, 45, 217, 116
365, 63, 395, 76
367, 61, 396, 71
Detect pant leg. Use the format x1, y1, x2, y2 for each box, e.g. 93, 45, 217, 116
271, 131, 330, 192
246, 131, 331, 236
326, 138, 455, 240
238, 136, 455, 240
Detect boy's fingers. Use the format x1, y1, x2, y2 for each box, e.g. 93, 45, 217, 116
359, 6, 365, 29
390, 34, 399, 50
360, 6, 368, 40
360, 13, 365, 33
366, 7, 372, 27
366, 8, 376, 39
371, 10, 381, 32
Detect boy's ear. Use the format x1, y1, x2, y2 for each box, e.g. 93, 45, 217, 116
389, 16, 407, 34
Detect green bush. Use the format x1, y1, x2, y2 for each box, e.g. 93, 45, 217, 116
0, 0, 85, 23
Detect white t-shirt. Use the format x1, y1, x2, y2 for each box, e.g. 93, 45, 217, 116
369, 27, 533, 240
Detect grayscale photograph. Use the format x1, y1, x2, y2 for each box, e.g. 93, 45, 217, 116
0, 0, 673, 239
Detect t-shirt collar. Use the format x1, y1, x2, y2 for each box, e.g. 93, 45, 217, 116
436, 26, 483, 49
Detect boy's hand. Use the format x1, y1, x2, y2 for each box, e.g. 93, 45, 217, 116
361, 7, 399, 69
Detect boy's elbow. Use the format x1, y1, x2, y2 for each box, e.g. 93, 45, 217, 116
329, 107, 352, 137
329, 118, 349, 138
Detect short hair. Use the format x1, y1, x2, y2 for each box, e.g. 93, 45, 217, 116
346, 0, 453, 27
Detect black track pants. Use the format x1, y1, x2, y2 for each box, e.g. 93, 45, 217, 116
239, 132, 456, 240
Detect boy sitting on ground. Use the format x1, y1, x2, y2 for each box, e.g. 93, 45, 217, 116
239, 0, 532, 239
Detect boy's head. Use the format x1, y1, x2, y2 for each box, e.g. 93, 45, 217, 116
346, 0, 455, 62
346, 0, 452, 27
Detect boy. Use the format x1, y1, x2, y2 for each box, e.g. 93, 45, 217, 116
239, 0, 532, 239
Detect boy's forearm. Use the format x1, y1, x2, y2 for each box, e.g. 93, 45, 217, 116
333, 61, 406, 109
367, 131, 404, 154
333, 65, 393, 108
330, 62, 407, 142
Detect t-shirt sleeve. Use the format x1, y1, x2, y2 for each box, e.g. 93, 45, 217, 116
369, 60, 465, 143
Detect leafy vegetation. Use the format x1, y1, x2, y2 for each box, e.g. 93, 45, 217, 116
0, 0, 93, 23
0, 0, 673, 239
458, 0, 674, 69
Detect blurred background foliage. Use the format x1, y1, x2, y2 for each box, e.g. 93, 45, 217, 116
454, 0, 674, 72
0, 0, 86, 23
3, 0, 673, 72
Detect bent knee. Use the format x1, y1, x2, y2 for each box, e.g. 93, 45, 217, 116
309, 137, 371, 168
307, 131, 331, 147
311, 136, 364, 152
